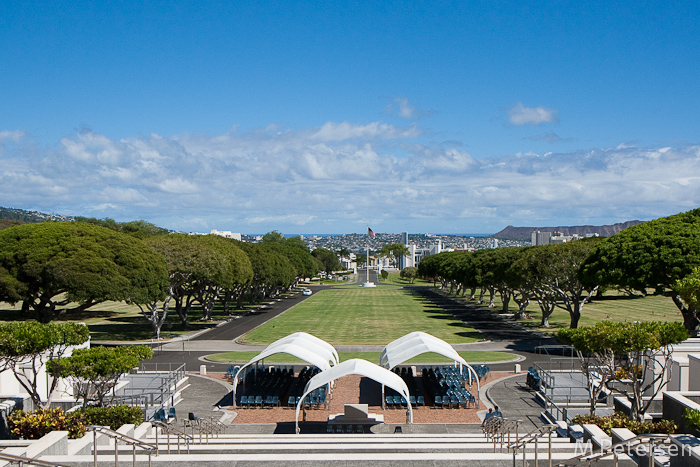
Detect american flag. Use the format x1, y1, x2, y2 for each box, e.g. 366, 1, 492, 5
368, 227, 375, 239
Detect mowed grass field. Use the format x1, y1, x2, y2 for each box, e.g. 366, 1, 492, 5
445, 289, 682, 332
0, 296, 257, 342
240, 286, 483, 346
207, 350, 516, 364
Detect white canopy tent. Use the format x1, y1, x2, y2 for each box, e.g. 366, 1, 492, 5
379, 331, 479, 391
295, 359, 413, 433
267, 332, 340, 366
231, 332, 338, 408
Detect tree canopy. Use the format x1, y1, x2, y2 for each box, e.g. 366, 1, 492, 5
0, 322, 90, 408
312, 248, 342, 274
380, 243, 410, 267
559, 321, 688, 420
73, 217, 169, 238
261, 233, 319, 281
581, 208, 700, 333
0, 222, 169, 323
51, 345, 153, 407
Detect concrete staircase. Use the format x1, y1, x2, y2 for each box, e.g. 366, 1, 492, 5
31, 427, 637, 467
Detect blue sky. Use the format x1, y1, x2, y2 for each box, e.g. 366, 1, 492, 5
2, 1, 700, 234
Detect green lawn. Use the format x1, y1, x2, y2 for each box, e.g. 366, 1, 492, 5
377, 271, 431, 286
440, 288, 682, 332
206, 350, 515, 364
0, 297, 262, 342
240, 286, 483, 345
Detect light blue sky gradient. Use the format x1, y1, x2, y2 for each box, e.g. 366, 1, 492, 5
2, 2, 699, 234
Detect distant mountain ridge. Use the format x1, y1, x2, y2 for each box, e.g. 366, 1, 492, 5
0, 206, 73, 225
494, 221, 642, 241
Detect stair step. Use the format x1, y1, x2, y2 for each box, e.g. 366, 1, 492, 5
47, 450, 635, 467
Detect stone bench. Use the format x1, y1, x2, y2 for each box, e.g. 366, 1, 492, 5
582, 424, 612, 450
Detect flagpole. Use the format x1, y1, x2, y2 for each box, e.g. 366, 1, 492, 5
362, 227, 376, 287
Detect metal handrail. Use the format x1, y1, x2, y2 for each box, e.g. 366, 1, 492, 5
87, 425, 157, 467
509, 424, 559, 450
508, 424, 558, 467
482, 417, 523, 452
0, 452, 71, 467
181, 417, 225, 444
557, 433, 671, 467
150, 421, 192, 454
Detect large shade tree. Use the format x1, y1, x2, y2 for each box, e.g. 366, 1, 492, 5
379, 243, 411, 268
581, 209, 700, 334
146, 234, 230, 327
312, 248, 342, 275
262, 233, 319, 283
191, 235, 253, 321
0, 222, 169, 323
236, 241, 296, 306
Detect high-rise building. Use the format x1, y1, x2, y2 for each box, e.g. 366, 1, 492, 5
531, 231, 552, 246
401, 231, 409, 245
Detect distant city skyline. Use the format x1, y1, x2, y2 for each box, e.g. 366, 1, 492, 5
2, 2, 699, 234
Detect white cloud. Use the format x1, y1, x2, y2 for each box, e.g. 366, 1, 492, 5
508, 103, 559, 126
311, 121, 420, 142
2, 123, 700, 233
383, 97, 433, 120
245, 214, 316, 225
0, 130, 25, 142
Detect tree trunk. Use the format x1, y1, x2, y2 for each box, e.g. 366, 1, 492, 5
672, 293, 699, 337
500, 289, 511, 312
174, 296, 189, 326
538, 297, 555, 327
569, 309, 581, 328
29, 296, 56, 324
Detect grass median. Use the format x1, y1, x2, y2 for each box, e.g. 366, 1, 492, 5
206, 350, 516, 365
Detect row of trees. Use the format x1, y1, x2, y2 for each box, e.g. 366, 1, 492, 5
0, 221, 344, 339
418, 208, 700, 334
417, 237, 603, 328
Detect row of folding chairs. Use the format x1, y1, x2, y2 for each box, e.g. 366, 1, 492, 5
285, 367, 321, 405
385, 394, 425, 408
473, 365, 490, 379
239, 394, 280, 408
238, 365, 295, 406
434, 391, 476, 409
287, 389, 328, 409
326, 424, 366, 434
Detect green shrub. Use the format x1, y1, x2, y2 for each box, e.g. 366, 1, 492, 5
8, 408, 86, 439
8, 405, 143, 439
683, 408, 700, 431
571, 412, 677, 435
84, 405, 143, 430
